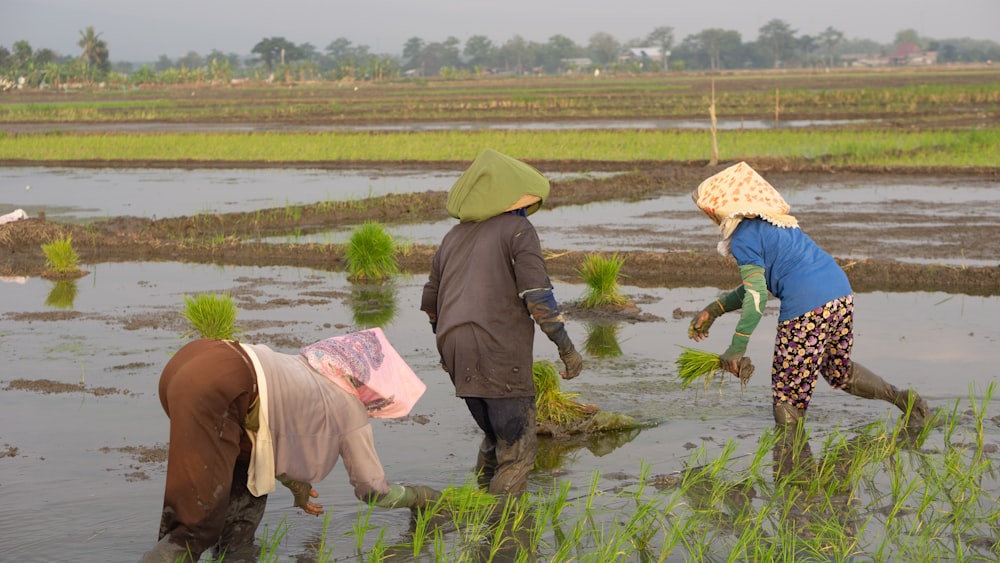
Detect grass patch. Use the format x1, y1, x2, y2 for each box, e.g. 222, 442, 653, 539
3, 127, 999, 167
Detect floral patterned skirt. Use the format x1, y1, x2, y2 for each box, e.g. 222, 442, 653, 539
771, 294, 854, 409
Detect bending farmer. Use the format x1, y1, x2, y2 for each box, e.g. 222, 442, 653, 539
140, 328, 440, 562
687, 162, 928, 431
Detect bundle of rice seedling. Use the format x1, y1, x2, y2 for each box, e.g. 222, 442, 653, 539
533, 360, 592, 426
676, 346, 755, 390
181, 292, 242, 340
676, 346, 724, 390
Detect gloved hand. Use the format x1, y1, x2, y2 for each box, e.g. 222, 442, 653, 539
373, 484, 443, 510
279, 476, 323, 516
688, 301, 725, 341
720, 333, 750, 377
405, 485, 443, 510
559, 345, 583, 380
719, 348, 743, 376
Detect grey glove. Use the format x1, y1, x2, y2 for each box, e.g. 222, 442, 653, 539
406, 485, 443, 510
277, 475, 314, 511
560, 345, 583, 380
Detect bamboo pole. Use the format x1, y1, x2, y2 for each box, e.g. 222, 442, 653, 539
709, 79, 719, 166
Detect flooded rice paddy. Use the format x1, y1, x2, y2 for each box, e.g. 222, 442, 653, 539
1, 166, 999, 561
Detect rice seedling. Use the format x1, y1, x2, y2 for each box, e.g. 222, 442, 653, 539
180, 292, 242, 340
5, 126, 998, 167
345, 220, 399, 281
440, 483, 498, 518
577, 253, 628, 309
533, 360, 592, 426
40, 235, 83, 278
675, 346, 724, 390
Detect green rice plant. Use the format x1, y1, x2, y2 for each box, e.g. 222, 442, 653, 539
256, 516, 290, 563
577, 253, 628, 309
675, 346, 724, 390
533, 360, 592, 426
41, 235, 82, 277
440, 482, 498, 518
180, 292, 242, 340
345, 220, 399, 281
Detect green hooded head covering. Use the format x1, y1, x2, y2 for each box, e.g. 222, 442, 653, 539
446, 149, 550, 223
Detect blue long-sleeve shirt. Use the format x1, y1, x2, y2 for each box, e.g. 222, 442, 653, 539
729, 218, 852, 321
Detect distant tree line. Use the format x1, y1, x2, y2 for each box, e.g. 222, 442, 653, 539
2, 20, 999, 88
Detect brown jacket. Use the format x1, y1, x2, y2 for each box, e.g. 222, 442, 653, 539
421, 213, 552, 398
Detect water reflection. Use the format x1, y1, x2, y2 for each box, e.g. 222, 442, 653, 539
349, 282, 399, 329
45, 279, 78, 309
535, 427, 642, 471
583, 321, 624, 358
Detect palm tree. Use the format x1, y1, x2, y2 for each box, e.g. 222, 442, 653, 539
818, 27, 845, 68
78, 26, 110, 76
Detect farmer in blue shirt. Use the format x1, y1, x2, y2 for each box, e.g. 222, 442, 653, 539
687, 162, 928, 431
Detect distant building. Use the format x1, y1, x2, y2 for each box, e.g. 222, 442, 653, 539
888, 43, 937, 66
561, 58, 593, 73
843, 43, 937, 67
622, 47, 667, 63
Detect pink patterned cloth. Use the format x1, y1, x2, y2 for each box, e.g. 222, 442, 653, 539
300, 328, 426, 418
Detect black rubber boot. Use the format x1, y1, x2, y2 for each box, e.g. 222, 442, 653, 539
844, 362, 928, 430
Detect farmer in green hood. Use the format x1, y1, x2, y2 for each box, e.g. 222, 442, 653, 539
421, 148, 584, 496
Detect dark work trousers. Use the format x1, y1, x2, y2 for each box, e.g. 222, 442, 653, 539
464, 396, 537, 496
154, 339, 266, 559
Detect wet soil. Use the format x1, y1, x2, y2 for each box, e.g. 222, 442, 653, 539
2, 159, 998, 297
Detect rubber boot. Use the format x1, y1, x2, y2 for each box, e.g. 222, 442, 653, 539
773, 402, 803, 428
844, 362, 928, 430
138, 537, 194, 563
475, 436, 498, 491
211, 468, 267, 560
772, 403, 811, 481
488, 429, 537, 496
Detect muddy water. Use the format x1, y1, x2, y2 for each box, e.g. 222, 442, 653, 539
1, 261, 998, 562
2, 165, 1000, 560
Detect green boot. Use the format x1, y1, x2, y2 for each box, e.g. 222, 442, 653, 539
844, 362, 928, 430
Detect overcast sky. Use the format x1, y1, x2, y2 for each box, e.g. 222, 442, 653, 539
4, 0, 998, 62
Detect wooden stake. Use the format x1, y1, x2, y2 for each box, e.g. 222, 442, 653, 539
709, 79, 719, 166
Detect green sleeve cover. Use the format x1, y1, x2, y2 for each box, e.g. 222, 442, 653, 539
717, 285, 746, 313
728, 265, 768, 354
370, 483, 414, 508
